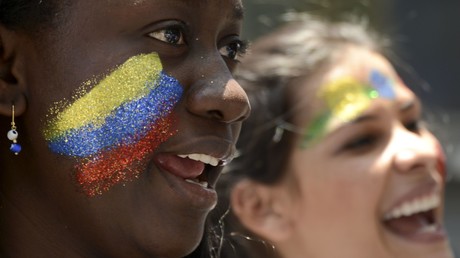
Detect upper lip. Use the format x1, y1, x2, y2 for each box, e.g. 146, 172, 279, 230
382, 181, 441, 221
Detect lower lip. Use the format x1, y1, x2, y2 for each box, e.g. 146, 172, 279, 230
383, 222, 448, 244
154, 165, 218, 211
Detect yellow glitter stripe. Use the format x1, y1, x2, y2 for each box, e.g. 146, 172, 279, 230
45, 53, 162, 140
318, 77, 377, 123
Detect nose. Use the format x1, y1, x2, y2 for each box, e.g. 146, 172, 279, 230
185, 56, 250, 123
392, 127, 437, 174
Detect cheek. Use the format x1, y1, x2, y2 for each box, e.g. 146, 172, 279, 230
291, 162, 384, 245
435, 140, 447, 182
294, 157, 379, 211
42, 53, 184, 196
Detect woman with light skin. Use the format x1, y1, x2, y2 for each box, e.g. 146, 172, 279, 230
214, 15, 454, 258
0, 0, 250, 257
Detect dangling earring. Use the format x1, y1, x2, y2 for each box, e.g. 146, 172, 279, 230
7, 105, 21, 155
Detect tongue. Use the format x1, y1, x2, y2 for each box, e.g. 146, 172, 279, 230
154, 154, 205, 179
384, 211, 433, 236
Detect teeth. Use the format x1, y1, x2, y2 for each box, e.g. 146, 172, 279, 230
421, 224, 438, 233
178, 153, 219, 166
384, 194, 440, 220
185, 178, 209, 188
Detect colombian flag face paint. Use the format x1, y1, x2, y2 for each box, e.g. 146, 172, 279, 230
44, 53, 183, 196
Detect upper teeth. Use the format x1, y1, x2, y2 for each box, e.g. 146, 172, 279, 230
178, 153, 219, 166
384, 193, 440, 220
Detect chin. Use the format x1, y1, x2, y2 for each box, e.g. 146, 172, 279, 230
131, 218, 207, 258
174, 223, 209, 257
144, 235, 204, 258
382, 231, 454, 258
391, 247, 454, 258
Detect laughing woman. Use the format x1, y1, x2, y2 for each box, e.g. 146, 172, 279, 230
214, 14, 454, 258
0, 0, 250, 257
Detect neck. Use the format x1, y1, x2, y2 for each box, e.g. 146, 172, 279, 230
276, 237, 313, 258
0, 187, 94, 258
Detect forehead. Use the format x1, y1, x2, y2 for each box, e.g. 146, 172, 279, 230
86, 0, 244, 17
325, 47, 395, 83
59, 0, 245, 38
296, 47, 397, 101
293, 46, 410, 127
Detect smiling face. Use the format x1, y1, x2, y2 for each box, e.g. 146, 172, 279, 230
2, 0, 249, 256
279, 46, 453, 258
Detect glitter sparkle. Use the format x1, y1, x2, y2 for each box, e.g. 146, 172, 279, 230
300, 69, 396, 148
44, 53, 184, 196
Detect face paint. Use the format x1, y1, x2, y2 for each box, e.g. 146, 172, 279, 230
44, 53, 183, 196
300, 69, 395, 148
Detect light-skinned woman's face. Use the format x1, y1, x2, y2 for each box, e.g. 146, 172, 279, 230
2, 0, 249, 256
282, 46, 452, 258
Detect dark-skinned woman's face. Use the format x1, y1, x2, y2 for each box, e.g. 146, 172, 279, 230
3, 0, 249, 256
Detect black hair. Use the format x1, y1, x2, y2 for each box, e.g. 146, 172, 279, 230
211, 13, 391, 258
0, 0, 66, 31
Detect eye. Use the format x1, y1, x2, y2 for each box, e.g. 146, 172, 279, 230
342, 134, 378, 151
148, 27, 186, 46
405, 119, 423, 133
219, 40, 248, 61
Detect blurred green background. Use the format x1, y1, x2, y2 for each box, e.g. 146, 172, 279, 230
242, 0, 460, 251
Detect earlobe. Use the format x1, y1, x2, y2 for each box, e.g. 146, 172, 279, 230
230, 179, 294, 243
0, 25, 27, 117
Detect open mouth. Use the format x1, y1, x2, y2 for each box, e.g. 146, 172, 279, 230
382, 193, 444, 241
178, 153, 223, 189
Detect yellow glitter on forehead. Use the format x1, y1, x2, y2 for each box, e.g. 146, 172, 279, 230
318, 77, 378, 123
300, 71, 395, 148
44, 53, 162, 140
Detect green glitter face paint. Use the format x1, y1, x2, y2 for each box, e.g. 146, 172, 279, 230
300, 69, 395, 148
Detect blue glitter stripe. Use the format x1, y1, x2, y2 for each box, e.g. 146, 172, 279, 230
48, 72, 183, 157
369, 69, 395, 99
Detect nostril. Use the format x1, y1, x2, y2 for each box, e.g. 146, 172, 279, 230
234, 105, 250, 122
208, 110, 224, 121
393, 148, 436, 174
185, 79, 250, 123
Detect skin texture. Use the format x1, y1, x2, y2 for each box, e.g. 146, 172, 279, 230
231, 46, 453, 258
0, 0, 249, 257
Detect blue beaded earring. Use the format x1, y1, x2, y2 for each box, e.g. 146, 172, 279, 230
7, 105, 21, 155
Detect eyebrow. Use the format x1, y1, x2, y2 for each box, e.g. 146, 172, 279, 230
350, 114, 378, 124
399, 99, 416, 112
186, 1, 244, 20
328, 114, 378, 136
232, 3, 245, 19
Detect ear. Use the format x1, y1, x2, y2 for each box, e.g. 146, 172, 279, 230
230, 179, 294, 243
0, 24, 27, 117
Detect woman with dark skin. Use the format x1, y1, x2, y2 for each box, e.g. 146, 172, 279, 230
0, 0, 250, 257
213, 15, 454, 258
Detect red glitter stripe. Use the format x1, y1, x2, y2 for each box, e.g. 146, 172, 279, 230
76, 114, 177, 196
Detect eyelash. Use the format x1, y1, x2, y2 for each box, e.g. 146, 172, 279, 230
405, 119, 423, 133
148, 25, 248, 61
342, 134, 378, 151
342, 119, 424, 151
219, 39, 249, 61
148, 25, 187, 46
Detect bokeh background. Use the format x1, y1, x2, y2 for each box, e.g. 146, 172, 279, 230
242, 0, 460, 251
